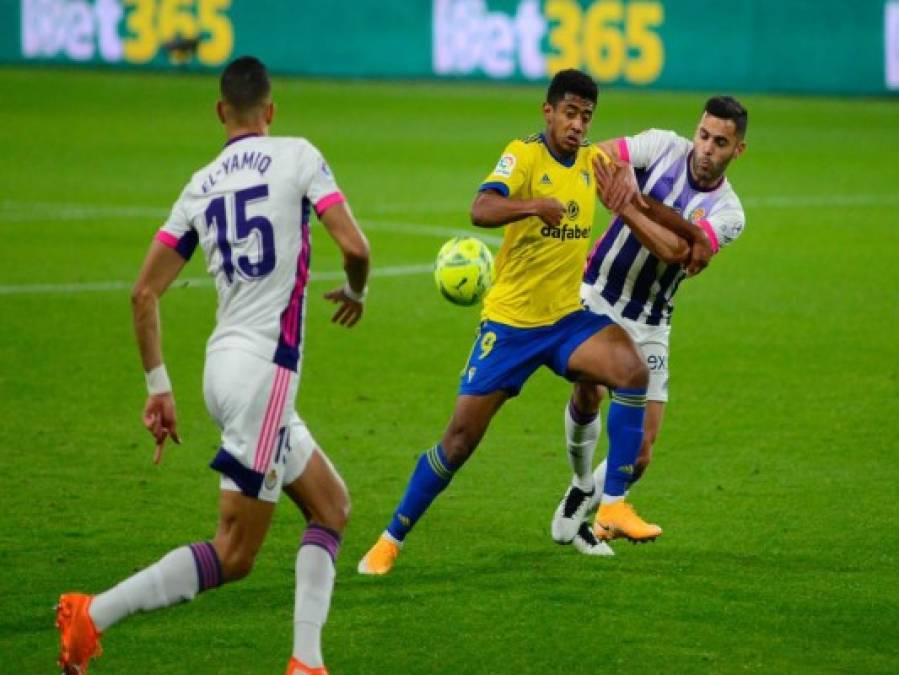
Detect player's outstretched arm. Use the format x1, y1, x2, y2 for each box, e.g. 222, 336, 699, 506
470, 191, 564, 228
593, 141, 647, 212
131, 240, 188, 463
618, 204, 691, 265
594, 138, 713, 275
637, 198, 713, 276
593, 156, 689, 265
320, 201, 370, 327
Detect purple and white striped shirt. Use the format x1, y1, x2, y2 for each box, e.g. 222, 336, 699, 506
583, 129, 745, 326
157, 135, 345, 372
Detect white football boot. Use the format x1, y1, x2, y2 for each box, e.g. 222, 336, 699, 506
572, 522, 614, 557
551, 484, 595, 543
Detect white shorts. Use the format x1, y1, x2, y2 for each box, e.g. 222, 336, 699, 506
203, 349, 316, 502
581, 284, 671, 402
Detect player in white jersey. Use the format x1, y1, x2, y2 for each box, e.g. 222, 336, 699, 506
56, 57, 370, 675
552, 96, 747, 545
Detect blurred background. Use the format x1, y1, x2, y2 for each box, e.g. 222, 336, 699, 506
8, 0, 898, 95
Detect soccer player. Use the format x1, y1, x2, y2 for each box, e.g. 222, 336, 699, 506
55, 56, 370, 675
557, 96, 747, 544
358, 69, 679, 575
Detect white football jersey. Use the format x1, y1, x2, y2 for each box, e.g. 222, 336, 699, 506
583, 129, 745, 325
157, 134, 344, 371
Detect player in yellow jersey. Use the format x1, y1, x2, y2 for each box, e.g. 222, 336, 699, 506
359, 70, 665, 574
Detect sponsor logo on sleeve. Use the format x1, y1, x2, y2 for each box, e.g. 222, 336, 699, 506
493, 153, 516, 177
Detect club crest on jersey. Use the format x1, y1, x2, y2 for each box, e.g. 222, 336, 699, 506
265, 468, 278, 490
566, 200, 580, 220
689, 207, 706, 223
493, 153, 516, 177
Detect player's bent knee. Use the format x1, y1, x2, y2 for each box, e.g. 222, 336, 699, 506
212, 528, 263, 582
625, 358, 650, 389
339, 493, 351, 528
330, 477, 351, 531
314, 495, 350, 533
605, 355, 648, 390
219, 549, 257, 582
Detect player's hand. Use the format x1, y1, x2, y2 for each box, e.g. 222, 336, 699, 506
324, 286, 364, 327
141, 392, 180, 465
685, 230, 713, 277
534, 198, 565, 226
593, 156, 648, 213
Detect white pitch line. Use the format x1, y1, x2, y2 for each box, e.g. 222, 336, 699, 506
0, 263, 434, 297
742, 194, 899, 208
0, 201, 502, 245
0, 202, 169, 221
2, 192, 899, 226
360, 220, 502, 246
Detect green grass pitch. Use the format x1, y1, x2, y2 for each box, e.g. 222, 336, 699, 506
0, 66, 897, 673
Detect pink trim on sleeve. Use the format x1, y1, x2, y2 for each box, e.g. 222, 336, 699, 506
697, 220, 720, 254
155, 230, 179, 248
314, 191, 346, 217
616, 138, 630, 164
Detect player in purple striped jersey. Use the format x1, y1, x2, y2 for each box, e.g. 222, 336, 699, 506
55, 57, 370, 675
552, 96, 747, 545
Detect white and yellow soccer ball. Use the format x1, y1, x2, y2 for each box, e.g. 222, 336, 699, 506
433, 236, 495, 306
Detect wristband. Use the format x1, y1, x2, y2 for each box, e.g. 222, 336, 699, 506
343, 282, 367, 303
146, 364, 172, 395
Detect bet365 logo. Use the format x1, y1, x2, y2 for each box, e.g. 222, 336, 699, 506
433, 0, 665, 84
21, 0, 233, 66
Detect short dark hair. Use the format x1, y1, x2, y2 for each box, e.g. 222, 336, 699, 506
220, 56, 271, 114
547, 69, 598, 106
704, 96, 748, 138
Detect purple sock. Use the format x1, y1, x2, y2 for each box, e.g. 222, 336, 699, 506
301, 524, 342, 563
568, 398, 598, 426
189, 541, 223, 591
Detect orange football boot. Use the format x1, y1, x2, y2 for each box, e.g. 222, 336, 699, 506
284, 656, 328, 675
595, 501, 662, 542
56, 593, 102, 674
357, 534, 401, 575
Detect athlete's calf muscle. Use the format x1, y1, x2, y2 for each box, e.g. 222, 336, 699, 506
440, 392, 507, 465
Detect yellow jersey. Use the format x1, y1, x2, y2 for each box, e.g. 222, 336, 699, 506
479, 134, 609, 328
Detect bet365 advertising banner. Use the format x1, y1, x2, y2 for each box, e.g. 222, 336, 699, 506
4, 0, 898, 94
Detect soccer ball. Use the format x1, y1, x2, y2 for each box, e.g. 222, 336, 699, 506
434, 236, 495, 306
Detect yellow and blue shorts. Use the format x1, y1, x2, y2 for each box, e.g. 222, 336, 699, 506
458, 310, 615, 397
